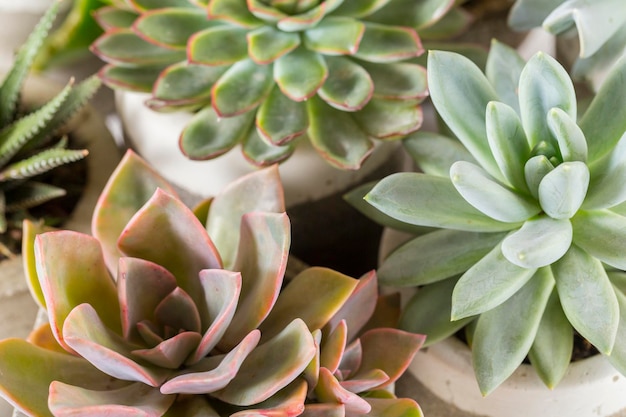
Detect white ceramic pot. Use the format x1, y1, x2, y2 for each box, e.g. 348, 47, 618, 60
379, 228, 626, 417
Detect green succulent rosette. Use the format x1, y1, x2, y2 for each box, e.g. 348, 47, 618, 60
87, 0, 474, 169
509, 0, 626, 90
348, 41, 626, 395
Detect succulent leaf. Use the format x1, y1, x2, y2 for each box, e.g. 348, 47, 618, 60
547, 107, 588, 163
4, 182, 66, 212
571, 210, 626, 270
585, 133, 626, 210
242, 126, 295, 165
303, 17, 364, 55
361, 61, 427, 101
207, 0, 263, 27
508, 0, 564, 30
91, 29, 186, 65
485, 40, 525, 113
188, 25, 248, 65
0, 148, 87, 181
326, 271, 378, 340
93, 7, 139, 30
274, 48, 329, 101
352, 98, 423, 139
134, 8, 214, 49
365, 0, 454, 29
352, 23, 422, 63
247, 26, 301, 64
403, 131, 476, 177
153, 62, 228, 105
317, 56, 373, 111
256, 86, 308, 145
537, 161, 589, 219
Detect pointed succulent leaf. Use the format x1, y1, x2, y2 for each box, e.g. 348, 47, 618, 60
379, 230, 506, 286
326, 271, 377, 340
571, 210, 626, 270
428, 51, 502, 179
307, 95, 373, 169
519, 52, 576, 148
208, 0, 264, 27
49, 381, 174, 417
303, 329, 321, 391
0, 148, 87, 181
247, 0, 288, 21
214, 319, 315, 406
485, 101, 531, 192
485, 40, 525, 113
118, 257, 177, 343
212, 59, 274, 117
320, 320, 347, 373
161, 330, 260, 394
118, 189, 221, 322
501, 216, 572, 268
180, 106, 254, 160
247, 26, 300, 64
274, 48, 328, 101
524, 155, 555, 199
547, 107, 587, 162
0, 339, 124, 417
528, 290, 573, 389
36, 232, 121, 351
317, 56, 373, 111
359, 292, 402, 335
98, 64, 163, 92
259, 267, 358, 341
230, 379, 307, 417
303, 17, 364, 55
579, 55, 626, 162
340, 369, 389, 393
415, 5, 471, 39
22, 219, 55, 308
152, 62, 228, 105
608, 284, 626, 376
538, 161, 589, 219
352, 98, 423, 139
189, 26, 248, 65
364, 397, 423, 417
365, 0, 454, 29
400, 277, 474, 347
154, 288, 202, 334
366, 173, 519, 232
130, 0, 197, 10
93, 7, 139, 30
256, 86, 308, 146
330, 0, 392, 18
472, 267, 554, 395
134, 8, 213, 49
4, 182, 66, 211
450, 161, 540, 223
315, 367, 371, 414
552, 245, 619, 355
0, 1, 59, 128
63, 304, 168, 386
242, 125, 295, 166
359, 61, 427, 101
585, 133, 626, 210
351, 328, 425, 388
452, 244, 537, 320
353, 23, 423, 63
92, 29, 186, 65
403, 131, 476, 177
507, 0, 563, 30
93, 150, 177, 272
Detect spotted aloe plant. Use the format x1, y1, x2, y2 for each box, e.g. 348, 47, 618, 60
87, 0, 475, 169
0, 150, 424, 417
509, 0, 626, 90
348, 41, 626, 395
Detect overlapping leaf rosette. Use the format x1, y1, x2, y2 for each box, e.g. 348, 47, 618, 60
87, 0, 471, 169
349, 42, 626, 394
509, 0, 626, 91
0, 150, 424, 417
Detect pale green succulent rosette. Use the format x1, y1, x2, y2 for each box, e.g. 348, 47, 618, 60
509, 0, 626, 90
354, 41, 626, 395
86, 0, 474, 169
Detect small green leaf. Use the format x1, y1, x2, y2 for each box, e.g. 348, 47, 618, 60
247, 26, 300, 64
274, 48, 328, 101
153, 62, 227, 105
0, 148, 87, 181
472, 267, 554, 395
508, 0, 563, 30
276, 1, 326, 31
188, 26, 249, 66
608, 284, 626, 376
403, 131, 475, 177
242, 127, 294, 166
366, 172, 520, 232
93, 7, 139, 30
538, 161, 589, 219
99, 64, 164, 92
450, 161, 540, 223
5, 182, 66, 211
524, 155, 555, 199
303, 16, 364, 55
365, 0, 454, 29
247, 0, 288, 22
547, 107, 588, 163
256, 86, 308, 146
359, 61, 427, 101
352, 98, 423, 139
318, 56, 373, 111
353, 22, 422, 63
330, 0, 393, 18
212, 59, 274, 117
208, 0, 264, 28
485, 40, 525, 113
571, 209, 626, 270
130, 0, 196, 10
134, 8, 212, 49
91, 29, 186, 66
553, 244, 619, 355
585, 134, 626, 210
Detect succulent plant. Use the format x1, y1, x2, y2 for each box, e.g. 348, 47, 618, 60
0, 2, 99, 257
0, 149, 424, 417
87, 0, 480, 169
508, 0, 626, 90
348, 41, 626, 395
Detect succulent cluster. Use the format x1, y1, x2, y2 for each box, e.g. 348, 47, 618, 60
0, 150, 424, 417
509, 0, 626, 90
0, 3, 98, 257
349, 41, 626, 394
86, 0, 474, 169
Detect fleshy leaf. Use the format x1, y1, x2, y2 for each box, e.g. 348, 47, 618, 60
230, 379, 307, 417
485, 40, 525, 113
152, 62, 228, 105
214, 319, 315, 406
364, 397, 423, 417
359, 61, 427, 101
501, 216, 573, 268
450, 161, 540, 223
326, 270, 377, 340
318, 56, 373, 111
330, 0, 392, 18
584, 133, 626, 210
207, 0, 263, 27
22, 220, 55, 309
274, 48, 328, 101
247, 26, 300, 64
451, 244, 537, 320
538, 161, 589, 219
91, 29, 186, 66
547, 107, 588, 162
36, 232, 121, 352
508, 0, 563, 30
256, 86, 308, 145
379, 230, 506, 286
365, 0, 454, 29
524, 155, 555, 200
133, 331, 202, 369
303, 16, 364, 55
571, 210, 626, 269
315, 367, 371, 414
242, 126, 295, 166
365, 173, 519, 232
93, 150, 177, 272
188, 26, 248, 66
403, 132, 476, 177
93, 7, 139, 30
352, 98, 423, 139
472, 268, 554, 395
320, 320, 347, 373
552, 244, 619, 355
134, 8, 213, 49
99, 64, 163, 92
353, 22, 423, 63
259, 267, 358, 341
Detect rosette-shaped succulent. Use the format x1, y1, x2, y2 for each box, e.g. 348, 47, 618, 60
87, 0, 459, 169
509, 0, 626, 90
0, 3, 97, 256
0, 150, 424, 416
350, 41, 626, 394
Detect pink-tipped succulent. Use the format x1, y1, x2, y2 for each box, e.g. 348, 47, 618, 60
0, 150, 424, 417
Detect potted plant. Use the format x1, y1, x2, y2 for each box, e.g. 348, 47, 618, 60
347, 40, 626, 416
0, 149, 424, 417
